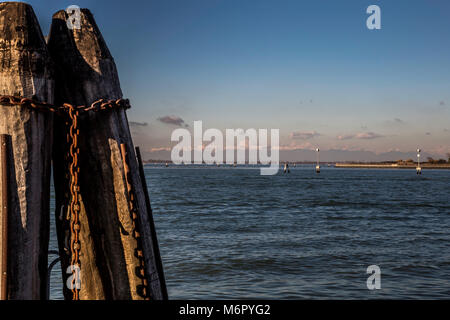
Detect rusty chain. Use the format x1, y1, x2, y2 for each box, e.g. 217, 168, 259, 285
120, 144, 150, 300
67, 105, 81, 300
0, 95, 130, 115
1, 95, 131, 300
0, 95, 58, 113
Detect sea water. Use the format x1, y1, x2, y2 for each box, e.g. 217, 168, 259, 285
49, 165, 450, 299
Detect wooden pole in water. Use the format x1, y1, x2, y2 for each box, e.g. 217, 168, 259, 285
416, 148, 422, 175
0, 2, 53, 300
136, 147, 168, 300
315, 148, 320, 173
48, 8, 165, 300
0, 134, 8, 300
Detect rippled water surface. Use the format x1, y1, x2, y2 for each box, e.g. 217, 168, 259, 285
49, 166, 450, 299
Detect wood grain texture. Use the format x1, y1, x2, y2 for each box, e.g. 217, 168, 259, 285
0, 134, 8, 300
48, 9, 164, 300
0, 2, 53, 300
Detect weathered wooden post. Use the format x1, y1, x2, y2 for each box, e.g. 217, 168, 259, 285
48, 9, 166, 300
0, 134, 8, 300
136, 147, 168, 300
0, 2, 54, 299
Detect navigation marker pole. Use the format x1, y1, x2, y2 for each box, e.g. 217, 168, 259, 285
416, 148, 422, 175
315, 148, 320, 173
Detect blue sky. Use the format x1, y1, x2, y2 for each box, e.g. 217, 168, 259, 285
24, 0, 450, 159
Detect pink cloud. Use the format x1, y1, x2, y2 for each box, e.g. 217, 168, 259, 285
337, 132, 384, 140
289, 130, 320, 140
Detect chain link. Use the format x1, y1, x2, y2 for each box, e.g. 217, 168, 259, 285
120, 144, 150, 300
0, 95, 58, 112
0, 95, 130, 115
0, 95, 131, 300
67, 105, 81, 300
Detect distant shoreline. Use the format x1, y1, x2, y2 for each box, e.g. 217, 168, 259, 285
335, 163, 450, 169
143, 160, 450, 169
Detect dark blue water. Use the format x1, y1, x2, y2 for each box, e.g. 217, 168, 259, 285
49, 166, 450, 299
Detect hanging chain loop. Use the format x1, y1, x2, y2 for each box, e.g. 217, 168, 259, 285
120, 144, 151, 300
67, 105, 81, 300
0, 95, 131, 300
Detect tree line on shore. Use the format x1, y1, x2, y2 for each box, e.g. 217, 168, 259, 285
395, 153, 450, 165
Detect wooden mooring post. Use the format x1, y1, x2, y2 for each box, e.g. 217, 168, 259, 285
0, 134, 8, 300
0, 2, 54, 300
48, 8, 166, 300
136, 147, 168, 300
